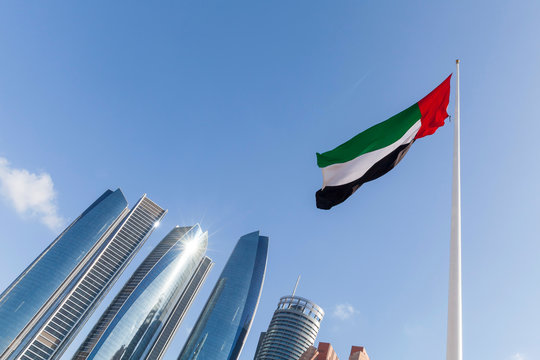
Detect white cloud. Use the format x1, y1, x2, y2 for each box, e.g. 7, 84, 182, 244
510, 353, 525, 360
0, 157, 64, 231
333, 303, 358, 320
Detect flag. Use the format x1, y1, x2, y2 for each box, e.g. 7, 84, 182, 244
316, 75, 451, 210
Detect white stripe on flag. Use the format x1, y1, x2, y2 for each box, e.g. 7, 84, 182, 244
321, 120, 422, 187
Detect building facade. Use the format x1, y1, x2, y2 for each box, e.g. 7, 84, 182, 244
298, 346, 319, 360
298, 343, 370, 360
0, 189, 129, 358
348, 346, 369, 360
252, 333, 266, 360
299, 343, 338, 360
11, 193, 166, 360
177, 231, 268, 360
254, 296, 324, 360
145, 256, 213, 360
73, 225, 213, 360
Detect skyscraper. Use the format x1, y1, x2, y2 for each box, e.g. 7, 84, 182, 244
254, 295, 324, 360
0, 189, 129, 358
252, 333, 266, 360
145, 257, 213, 360
6, 192, 166, 360
73, 225, 213, 360
177, 231, 268, 360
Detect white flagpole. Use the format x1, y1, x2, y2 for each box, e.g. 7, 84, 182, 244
447, 59, 462, 360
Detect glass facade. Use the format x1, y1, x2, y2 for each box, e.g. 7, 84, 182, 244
15, 195, 166, 360
74, 225, 211, 360
253, 296, 324, 360
177, 231, 268, 360
146, 257, 213, 360
0, 189, 129, 358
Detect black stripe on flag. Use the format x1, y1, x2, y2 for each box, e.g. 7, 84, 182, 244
316, 141, 415, 210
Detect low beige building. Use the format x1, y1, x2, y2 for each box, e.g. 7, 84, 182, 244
349, 346, 370, 360
298, 346, 319, 360
298, 342, 369, 360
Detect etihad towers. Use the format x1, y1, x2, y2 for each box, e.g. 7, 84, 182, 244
0, 189, 166, 360
73, 225, 213, 360
0, 190, 273, 360
177, 231, 268, 360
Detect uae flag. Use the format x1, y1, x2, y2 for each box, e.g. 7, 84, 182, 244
316, 75, 451, 210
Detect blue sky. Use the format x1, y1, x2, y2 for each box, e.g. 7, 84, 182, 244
0, 1, 539, 360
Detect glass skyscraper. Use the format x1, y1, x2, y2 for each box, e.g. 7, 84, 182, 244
73, 225, 213, 360
145, 256, 213, 360
253, 295, 324, 360
177, 231, 269, 360
0, 189, 129, 358
1, 191, 166, 360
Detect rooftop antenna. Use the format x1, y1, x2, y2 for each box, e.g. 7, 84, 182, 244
292, 275, 301, 297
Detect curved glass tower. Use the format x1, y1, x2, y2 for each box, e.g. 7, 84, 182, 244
254, 296, 324, 360
177, 231, 268, 360
0, 189, 129, 358
74, 225, 212, 360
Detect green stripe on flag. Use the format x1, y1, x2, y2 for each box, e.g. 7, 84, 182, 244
317, 103, 422, 168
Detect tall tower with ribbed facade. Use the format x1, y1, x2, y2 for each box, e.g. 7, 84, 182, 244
254, 296, 324, 360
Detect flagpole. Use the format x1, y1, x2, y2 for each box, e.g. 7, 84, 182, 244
447, 59, 462, 360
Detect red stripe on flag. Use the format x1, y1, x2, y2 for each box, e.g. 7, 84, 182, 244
415, 74, 452, 139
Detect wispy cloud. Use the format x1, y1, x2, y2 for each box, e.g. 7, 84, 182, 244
332, 303, 358, 320
510, 353, 525, 360
0, 157, 64, 231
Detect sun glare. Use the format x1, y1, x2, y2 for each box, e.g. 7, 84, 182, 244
182, 233, 203, 255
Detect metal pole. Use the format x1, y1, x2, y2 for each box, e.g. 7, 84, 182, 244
292, 275, 301, 297
446, 59, 462, 360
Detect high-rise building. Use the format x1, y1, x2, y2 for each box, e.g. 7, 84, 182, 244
145, 257, 213, 360
254, 295, 324, 360
0, 189, 130, 358
177, 231, 268, 360
73, 225, 213, 360
252, 333, 266, 360
298, 343, 370, 360
6, 192, 166, 360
